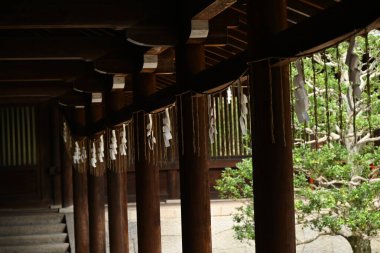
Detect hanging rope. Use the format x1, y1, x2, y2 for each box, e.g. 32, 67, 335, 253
365, 32, 373, 136
322, 51, 331, 144
311, 55, 319, 149
290, 62, 296, 147
336, 45, 344, 143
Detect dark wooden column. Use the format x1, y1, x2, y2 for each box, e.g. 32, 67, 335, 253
72, 108, 90, 253
175, 44, 212, 253
247, 1, 296, 252
133, 73, 162, 253
87, 103, 106, 253
167, 169, 180, 199
106, 90, 130, 253
51, 102, 62, 205
61, 123, 73, 207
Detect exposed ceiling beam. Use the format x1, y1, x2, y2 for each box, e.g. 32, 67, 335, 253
193, 0, 237, 20
0, 37, 139, 61
73, 74, 113, 93
59, 91, 91, 107
259, 0, 380, 59
0, 2, 145, 29
0, 81, 71, 97
0, 60, 94, 81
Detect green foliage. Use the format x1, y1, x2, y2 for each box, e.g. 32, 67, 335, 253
295, 144, 380, 238
215, 158, 254, 242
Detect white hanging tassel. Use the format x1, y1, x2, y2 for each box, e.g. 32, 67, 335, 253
227, 87, 233, 104
110, 130, 118, 160
119, 124, 127, 156
63, 122, 67, 143
294, 59, 310, 123
73, 141, 81, 164
90, 142, 97, 168
239, 92, 249, 136
146, 114, 156, 150
81, 145, 87, 162
346, 37, 362, 99
208, 96, 217, 144
98, 135, 104, 163
162, 108, 173, 147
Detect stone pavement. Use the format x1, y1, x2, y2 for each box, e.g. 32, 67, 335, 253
63, 200, 380, 253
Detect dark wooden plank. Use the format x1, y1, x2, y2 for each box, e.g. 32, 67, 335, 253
0, 37, 135, 61
0, 2, 145, 29
0, 60, 93, 81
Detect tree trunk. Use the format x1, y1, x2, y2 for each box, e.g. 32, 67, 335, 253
347, 236, 371, 253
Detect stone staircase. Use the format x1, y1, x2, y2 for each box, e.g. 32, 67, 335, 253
0, 210, 70, 253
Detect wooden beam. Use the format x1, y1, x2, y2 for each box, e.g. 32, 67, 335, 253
257, 0, 380, 59
126, 0, 215, 46
59, 92, 91, 107
0, 81, 71, 97
74, 74, 113, 93
0, 37, 133, 61
0, 60, 93, 81
141, 48, 175, 74
93, 47, 146, 74
193, 0, 237, 20
0, 2, 145, 29
126, 21, 179, 47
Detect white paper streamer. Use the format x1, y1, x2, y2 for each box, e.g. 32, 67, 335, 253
227, 87, 232, 104
81, 146, 87, 162
146, 114, 156, 150
90, 142, 97, 168
98, 135, 104, 163
63, 122, 67, 143
294, 59, 310, 123
162, 108, 173, 147
110, 130, 118, 160
119, 124, 127, 156
208, 96, 217, 144
73, 141, 81, 164
346, 37, 362, 99
239, 92, 249, 135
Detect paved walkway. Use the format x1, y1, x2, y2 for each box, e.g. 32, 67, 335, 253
62, 200, 380, 253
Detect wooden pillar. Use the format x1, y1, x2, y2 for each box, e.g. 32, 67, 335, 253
106, 90, 130, 253
167, 169, 180, 199
133, 73, 162, 253
87, 103, 106, 253
247, 1, 296, 252
175, 44, 212, 253
61, 136, 73, 207
51, 103, 62, 205
72, 108, 90, 253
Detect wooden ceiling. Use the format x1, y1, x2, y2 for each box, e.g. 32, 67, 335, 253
1, 0, 378, 128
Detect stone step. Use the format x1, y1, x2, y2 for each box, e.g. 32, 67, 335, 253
0, 224, 66, 236
0, 243, 69, 253
0, 233, 67, 246
0, 213, 64, 226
